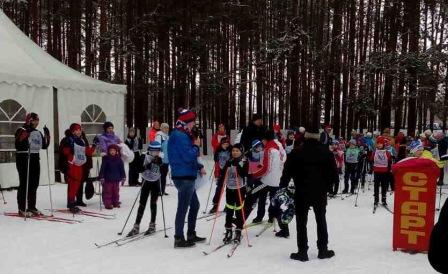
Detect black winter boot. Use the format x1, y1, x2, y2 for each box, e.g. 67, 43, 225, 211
318, 249, 335, 259
290, 250, 309, 262
209, 204, 218, 214
233, 229, 242, 244
275, 229, 290, 238
145, 222, 156, 235
174, 236, 195, 248
223, 228, 233, 244
127, 224, 140, 237
187, 231, 206, 244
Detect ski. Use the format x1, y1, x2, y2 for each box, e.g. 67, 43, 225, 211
205, 213, 224, 222
202, 243, 230, 256
115, 227, 173, 247
49, 209, 116, 220
227, 242, 240, 258
244, 221, 267, 229
4, 212, 80, 224
198, 211, 222, 221
94, 232, 146, 248
341, 193, 356, 200
255, 222, 273, 237
382, 204, 394, 214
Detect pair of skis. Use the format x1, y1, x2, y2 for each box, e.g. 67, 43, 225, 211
203, 241, 241, 258
49, 209, 116, 220
95, 227, 173, 248
373, 204, 394, 214
3, 212, 82, 224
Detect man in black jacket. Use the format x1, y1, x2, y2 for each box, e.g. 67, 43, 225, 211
282, 128, 338, 261
428, 198, 448, 273
240, 113, 267, 152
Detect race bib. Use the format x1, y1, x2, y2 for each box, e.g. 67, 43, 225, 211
72, 143, 87, 166
374, 150, 388, 168
29, 131, 42, 153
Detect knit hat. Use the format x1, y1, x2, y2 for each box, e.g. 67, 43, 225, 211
220, 137, 230, 145
263, 130, 276, 141
419, 133, 426, 139
331, 140, 339, 145
103, 121, 114, 131
424, 129, 432, 136
232, 143, 244, 154
376, 136, 386, 145
107, 144, 120, 154
160, 123, 170, 130
251, 139, 263, 149
434, 131, 445, 141
25, 112, 39, 125
177, 108, 196, 124
299, 127, 305, 133
304, 127, 320, 140
252, 113, 262, 122
324, 124, 332, 130
273, 124, 281, 132
366, 132, 373, 138
409, 140, 423, 155
349, 139, 357, 146
70, 123, 81, 132
148, 141, 162, 151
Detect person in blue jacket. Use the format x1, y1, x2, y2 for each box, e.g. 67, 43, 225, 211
168, 108, 206, 248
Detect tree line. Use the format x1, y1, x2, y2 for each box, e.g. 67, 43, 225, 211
2, 0, 448, 138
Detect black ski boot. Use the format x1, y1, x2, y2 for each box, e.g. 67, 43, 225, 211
75, 201, 87, 207
145, 222, 156, 235
28, 208, 43, 216
209, 204, 218, 214
233, 229, 242, 244
252, 217, 263, 224
290, 250, 309, 262
318, 249, 335, 259
187, 231, 206, 244
174, 236, 195, 248
223, 228, 233, 244
275, 229, 290, 238
127, 224, 140, 237
18, 210, 32, 218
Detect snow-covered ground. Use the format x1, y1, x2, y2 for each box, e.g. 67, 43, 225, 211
0, 160, 441, 274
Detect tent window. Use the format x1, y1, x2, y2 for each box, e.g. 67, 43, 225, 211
0, 99, 27, 163
81, 104, 106, 143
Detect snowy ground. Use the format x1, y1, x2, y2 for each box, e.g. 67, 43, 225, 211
0, 160, 442, 274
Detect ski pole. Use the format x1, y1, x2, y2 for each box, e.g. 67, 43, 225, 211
202, 165, 215, 214
96, 157, 102, 211
0, 182, 6, 204
118, 182, 144, 235
208, 170, 227, 245
437, 184, 443, 211
45, 135, 54, 216
159, 179, 168, 238
235, 167, 252, 248
24, 145, 31, 221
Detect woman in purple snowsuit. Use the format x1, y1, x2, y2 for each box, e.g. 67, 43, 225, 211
98, 121, 122, 156
99, 144, 126, 209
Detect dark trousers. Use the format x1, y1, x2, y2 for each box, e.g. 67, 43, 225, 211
135, 180, 159, 224
16, 154, 40, 212
344, 163, 358, 193
160, 164, 169, 194
225, 188, 246, 229
128, 153, 141, 186
374, 172, 389, 204
244, 184, 278, 220
212, 176, 224, 205
295, 200, 328, 251
271, 204, 289, 234
173, 179, 200, 238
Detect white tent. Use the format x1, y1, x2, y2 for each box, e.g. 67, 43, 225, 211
0, 10, 126, 188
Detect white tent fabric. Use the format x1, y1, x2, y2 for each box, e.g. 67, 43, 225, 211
0, 10, 126, 189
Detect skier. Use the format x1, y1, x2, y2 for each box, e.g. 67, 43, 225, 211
127, 141, 163, 237
283, 127, 338, 262
211, 123, 230, 153
343, 139, 362, 194
371, 136, 392, 206
59, 123, 96, 213
98, 121, 122, 156
220, 144, 249, 244
155, 123, 170, 195
15, 112, 50, 217
168, 108, 206, 248
125, 127, 143, 186
329, 140, 344, 197
99, 144, 126, 209
285, 131, 295, 155
273, 124, 286, 147
148, 119, 160, 143
209, 137, 231, 214
270, 183, 295, 238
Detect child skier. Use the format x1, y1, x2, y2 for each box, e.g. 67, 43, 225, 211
220, 144, 249, 244
99, 144, 126, 209
125, 127, 143, 186
329, 140, 344, 196
270, 183, 295, 238
371, 136, 392, 206
285, 131, 295, 155
209, 137, 231, 213
343, 139, 362, 194
127, 141, 163, 236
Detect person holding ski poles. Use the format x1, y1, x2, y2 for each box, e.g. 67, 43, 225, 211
168, 108, 206, 248
127, 141, 163, 237
209, 137, 231, 214
15, 112, 50, 217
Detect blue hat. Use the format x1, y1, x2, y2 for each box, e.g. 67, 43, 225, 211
251, 139, 262, 149
148, 141, 161, 151
409, 141, 423, 155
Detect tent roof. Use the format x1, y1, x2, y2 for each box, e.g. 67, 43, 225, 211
0, 10, 126, 94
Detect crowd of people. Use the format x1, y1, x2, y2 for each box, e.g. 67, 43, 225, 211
11, 109, 448, 266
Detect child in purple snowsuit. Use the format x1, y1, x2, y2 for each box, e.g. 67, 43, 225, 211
99, 144, 126, 209
98, 121, 122, 156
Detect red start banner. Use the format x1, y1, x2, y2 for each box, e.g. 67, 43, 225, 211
392, 157, 440, 252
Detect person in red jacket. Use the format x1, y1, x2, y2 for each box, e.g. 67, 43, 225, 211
370, 136, 392, 206
273, 124, 286, 147
60, 123, 96, 213
211, 124, 229, 153
148, 119, 161, 143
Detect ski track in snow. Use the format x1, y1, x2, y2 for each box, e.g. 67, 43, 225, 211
0, 160, 440, 274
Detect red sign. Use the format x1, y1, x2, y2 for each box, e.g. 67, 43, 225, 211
392, 158, 440, 252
